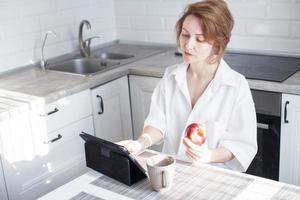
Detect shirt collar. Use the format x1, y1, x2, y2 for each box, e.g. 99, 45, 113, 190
212, 59, 238, 89
171, 61, 189, 84
171, 59, 238, 91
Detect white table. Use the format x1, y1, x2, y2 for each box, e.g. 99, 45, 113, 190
39, 151, 300, 200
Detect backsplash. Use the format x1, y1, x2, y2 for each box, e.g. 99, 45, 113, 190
114, 0, 300, 56
0, 0, 299, 74
0, 0, 116, 73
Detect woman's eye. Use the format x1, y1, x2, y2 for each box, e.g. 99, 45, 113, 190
181, 34, 189, 38
196, 38, 205, 43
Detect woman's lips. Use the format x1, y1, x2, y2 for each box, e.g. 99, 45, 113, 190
183, 51, 193, 57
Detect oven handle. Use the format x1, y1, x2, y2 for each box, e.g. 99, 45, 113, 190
284, 101, 289, 123
257, 122, 269, 130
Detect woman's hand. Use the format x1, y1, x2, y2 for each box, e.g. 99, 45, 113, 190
183, 137, 212, 166
117, 129, 162, 156
116, 140, 144, 156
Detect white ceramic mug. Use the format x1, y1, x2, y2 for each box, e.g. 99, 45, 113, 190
146, 154, 176, 192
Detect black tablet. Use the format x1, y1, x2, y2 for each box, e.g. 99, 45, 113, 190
79, 132, 147, 175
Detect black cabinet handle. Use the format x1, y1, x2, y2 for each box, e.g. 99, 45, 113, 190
40, 107, 59, 116
96, 95, 104, 114
43, 134, 62, 144
284, 101, 289, 123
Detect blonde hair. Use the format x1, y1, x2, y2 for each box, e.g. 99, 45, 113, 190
176, 0, 234, 62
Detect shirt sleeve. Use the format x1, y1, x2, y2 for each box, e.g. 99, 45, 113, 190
218, 77, 258, 172
143, 75, 167, 137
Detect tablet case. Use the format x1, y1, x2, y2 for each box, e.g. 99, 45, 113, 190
80, 132, 147, 186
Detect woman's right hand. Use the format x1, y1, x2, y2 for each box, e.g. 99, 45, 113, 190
117, 131, 157, 156
116, 140, 144, 156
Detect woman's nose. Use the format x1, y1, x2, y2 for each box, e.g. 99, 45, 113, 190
186, 38, 195, 51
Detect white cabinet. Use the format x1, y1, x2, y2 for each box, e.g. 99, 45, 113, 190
0, 90, 93, 200
280, 93, 300, 186
0, 156, 8, 200
91, 76, 133, 142
129, 75, 163, 152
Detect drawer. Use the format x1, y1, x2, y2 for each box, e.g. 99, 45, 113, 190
40, 90, 92, 133
44, 116, 93, 171
3, 116, 94, 200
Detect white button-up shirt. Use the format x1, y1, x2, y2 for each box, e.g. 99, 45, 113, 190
144, 59, 257, 172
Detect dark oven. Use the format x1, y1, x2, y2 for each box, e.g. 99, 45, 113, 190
246, 90, 281, 181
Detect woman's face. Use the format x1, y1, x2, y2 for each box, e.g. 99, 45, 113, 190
179, 15, 214, 64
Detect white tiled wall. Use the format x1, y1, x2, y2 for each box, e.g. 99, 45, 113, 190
0, 0, 116, 73
0, 0, 299, 74
114, 0, 300, 56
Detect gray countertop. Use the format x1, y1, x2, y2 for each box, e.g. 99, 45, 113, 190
0, 43, 170, 103
1, 42, 300, 106
128, 49, 300, 95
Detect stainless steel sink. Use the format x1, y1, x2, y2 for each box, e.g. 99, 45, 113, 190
94, 52, 134, 60
47, 58, 120, 76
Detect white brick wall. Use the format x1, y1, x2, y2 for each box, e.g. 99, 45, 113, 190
0, 0, 116, 73
114, 0, 300, 56
1, 0, 299, 74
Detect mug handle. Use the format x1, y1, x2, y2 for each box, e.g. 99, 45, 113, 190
162, 171, 168, 188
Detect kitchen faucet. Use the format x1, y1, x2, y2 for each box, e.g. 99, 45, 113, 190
79, 20, 99, 57
40, 30, 57, 70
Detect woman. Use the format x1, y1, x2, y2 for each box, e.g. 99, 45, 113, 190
119, 0, 257, 172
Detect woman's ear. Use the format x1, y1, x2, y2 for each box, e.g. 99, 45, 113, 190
207, 44, 220, 64
207, 54, 218, 64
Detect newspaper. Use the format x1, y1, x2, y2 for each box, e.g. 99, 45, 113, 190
90, 152, 254, 200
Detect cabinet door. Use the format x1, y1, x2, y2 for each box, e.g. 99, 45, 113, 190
0, 156, 8, 200
91, 76, 133, 142
1, 116, 94, 200
280, 94, 300, 186
129, 75, 163, 152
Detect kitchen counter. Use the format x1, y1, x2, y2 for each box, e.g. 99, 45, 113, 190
1, 42, 300, 106
39, 150, 300, 200
127, 50, 300, 94
0, 43, 170, 103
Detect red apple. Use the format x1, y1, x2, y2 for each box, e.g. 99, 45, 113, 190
185, 123, 206, 145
